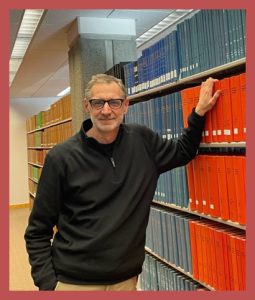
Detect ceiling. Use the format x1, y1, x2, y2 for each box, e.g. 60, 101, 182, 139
10, 9, 184, 100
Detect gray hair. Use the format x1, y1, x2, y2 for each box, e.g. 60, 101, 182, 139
85, 74, 127, 99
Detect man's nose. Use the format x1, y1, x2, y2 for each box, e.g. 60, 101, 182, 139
101, 102, 112, 113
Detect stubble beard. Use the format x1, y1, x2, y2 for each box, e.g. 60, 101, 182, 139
90, 114, 124, 134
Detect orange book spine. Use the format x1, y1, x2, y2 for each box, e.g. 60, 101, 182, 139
204, 224, 213, 286
186, 161, 196, 211
225, 155, 238, 222
237, 235, 246, 290
213, 228, 226, 290
192, 156, 203, 213
208, 226, 218, 289
199, 155, 210, 214
181, 88, 190, 128
200, 223, 208, 284
207, 155, 221, 217
221, 77, 233, 142
189, 220, 199, 279
204, 109, 213, 143
211, 81, 220, 142
234, 156, 246, 225
194, 221, 204, 282
235, 235, 245, 290
228, 233, 240, 290
230, 75, 243, 141
214, 80, 224, 142
216, 155, 230, 220
193, 86, 205, 142
239, 72, 246, 140
221, 230, 231, 290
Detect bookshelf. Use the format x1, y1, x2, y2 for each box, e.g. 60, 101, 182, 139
26, 94, 72, 209
128, 58, 245, 104
125, 9, 246, 291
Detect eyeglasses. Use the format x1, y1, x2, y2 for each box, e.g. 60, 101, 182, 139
89, 99, 124, 110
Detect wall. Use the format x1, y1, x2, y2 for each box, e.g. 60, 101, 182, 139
9, 97, 59, 206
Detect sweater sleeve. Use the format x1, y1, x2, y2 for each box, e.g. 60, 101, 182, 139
24, 153, 63, 290
143, 109, 205, 173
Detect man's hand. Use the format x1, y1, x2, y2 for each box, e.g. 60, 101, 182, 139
195, 77, 221, 117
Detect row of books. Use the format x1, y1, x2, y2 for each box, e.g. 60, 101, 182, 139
146, 207, 194, 275
181, 73, 246, 143
187, 155, 246, 225
105, 62, 131, 86
26, 94, 71, 132
155, 166, 189, 208
27, 122, 72, 148
190, 219, 245, 290
123, 9, 245, 95
28, 165, 42, 183
140, 253, 206, 291
125, 92, 184, 139
27, 149, 49, 166
146, 206, 245, 290
177, 10, 245, 78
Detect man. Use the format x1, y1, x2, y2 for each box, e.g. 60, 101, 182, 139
24, 74, 220, 291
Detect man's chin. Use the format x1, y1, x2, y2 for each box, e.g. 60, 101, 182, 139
97, 123, 117, 132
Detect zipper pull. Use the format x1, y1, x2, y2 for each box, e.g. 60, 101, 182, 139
110, 157, 116, 168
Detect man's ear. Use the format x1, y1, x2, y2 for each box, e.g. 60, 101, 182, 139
123, 98, 129, 114
84, 98, 90, 113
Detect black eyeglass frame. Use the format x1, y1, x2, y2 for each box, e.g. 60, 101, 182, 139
89, 98, 125, 110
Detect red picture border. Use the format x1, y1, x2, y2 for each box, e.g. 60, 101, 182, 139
1, 1, 254, 300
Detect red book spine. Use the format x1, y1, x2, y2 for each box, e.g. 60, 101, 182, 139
192, 156, 203, 213
210, 81, 220, 142
230, 75, 243, 141
216, 155, 230, 220
221, 77, 233, 142
234, 156, 246, 225
186, 161, 196, 211
239, 72, 246, 140
181, 88, 190, 128
214, 80, 224, 142
213, 228, 226, 290
225, 155, 238, 222
199, 155, 210, 214
228, 233, 240, 290
207, 155, 221, 217
194, 221, 204, 281
189, 220, 199, 279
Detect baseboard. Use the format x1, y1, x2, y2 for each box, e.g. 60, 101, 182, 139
9, 203, 30, 209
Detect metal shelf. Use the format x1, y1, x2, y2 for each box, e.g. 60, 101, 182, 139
128, 58, 246, 103
28, 162, 43, 168
199, 142, 246, 148
145, 247, 214, 291
27, 117, 72, 134
152, 200, 246, 230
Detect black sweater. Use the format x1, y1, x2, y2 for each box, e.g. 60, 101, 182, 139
24, 110, 205, 290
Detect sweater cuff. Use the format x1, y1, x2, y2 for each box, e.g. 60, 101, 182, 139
191, 107, 206, 120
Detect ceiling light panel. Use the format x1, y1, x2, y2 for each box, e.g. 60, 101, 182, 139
136, 9, 195, 48
9, 9, 44, 86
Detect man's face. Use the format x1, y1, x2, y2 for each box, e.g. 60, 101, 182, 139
84, 82, 129, 134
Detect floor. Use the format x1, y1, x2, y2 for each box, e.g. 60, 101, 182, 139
9, 207, 37, 290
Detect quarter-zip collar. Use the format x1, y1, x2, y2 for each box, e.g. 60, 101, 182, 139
79, 119, 124, 167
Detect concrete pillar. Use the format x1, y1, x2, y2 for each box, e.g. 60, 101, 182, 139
67, 17, 137, 133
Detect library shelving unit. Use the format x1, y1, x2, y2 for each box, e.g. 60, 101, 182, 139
26, 94, 72, 209
125, 8, 246, 290
126, 58, 246, 291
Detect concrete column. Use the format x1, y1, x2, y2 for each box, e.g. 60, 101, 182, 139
67, 17, 137, 133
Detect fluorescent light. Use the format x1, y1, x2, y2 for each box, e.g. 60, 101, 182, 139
9, 9, 44, 86
57, 86, 70, 97
136, 9, 195, 48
